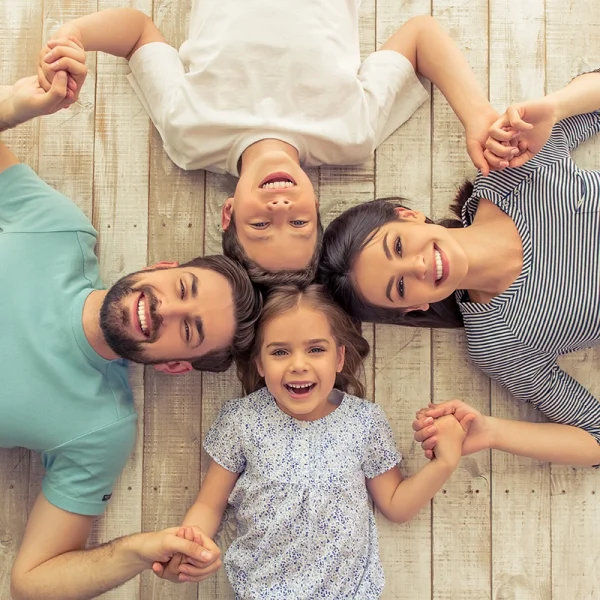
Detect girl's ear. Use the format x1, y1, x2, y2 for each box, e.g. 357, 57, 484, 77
394, 206, 426, 223
336, 345, 346, 373
256, 357, 265, 378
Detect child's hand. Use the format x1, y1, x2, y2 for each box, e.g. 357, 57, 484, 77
412, 400, 490, 459
485, 97, 558, 169
37, 37, 88, 107
152, 526, 221, 583
429, 414, 465, 470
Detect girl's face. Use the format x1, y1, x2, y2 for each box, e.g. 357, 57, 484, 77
352, 209, 468, 310
256, 304, 345, 421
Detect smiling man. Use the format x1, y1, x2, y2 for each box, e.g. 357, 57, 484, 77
0, 74, 259, 599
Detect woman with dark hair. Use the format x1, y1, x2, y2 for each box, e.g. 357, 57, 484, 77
318, 70, 600, 467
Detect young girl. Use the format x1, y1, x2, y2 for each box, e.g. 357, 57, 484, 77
154, 284, 467, 597
318, 70, 600, 466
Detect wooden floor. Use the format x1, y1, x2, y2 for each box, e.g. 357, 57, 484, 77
1, 1, 599, 599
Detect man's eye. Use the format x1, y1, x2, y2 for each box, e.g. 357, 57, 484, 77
180, 280, 185, 300
395, 237, 402, 256
251, 222, 269, 229
290, 220, 307, 227
184, 321, 190, 342
397, 278, 404, 299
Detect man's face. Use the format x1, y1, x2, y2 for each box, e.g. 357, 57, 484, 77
222, 151, 319, 271
100, 265, 235, 365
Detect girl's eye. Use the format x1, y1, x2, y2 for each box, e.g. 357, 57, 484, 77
397, 278, 404, 299
180, 280, 185, 300
271, 349, 287, 356
290, 220, 307, 227
308, 347, 325, 354
395, 237, 402, 256
251, 222, 269, 229
184, 321, 190, 342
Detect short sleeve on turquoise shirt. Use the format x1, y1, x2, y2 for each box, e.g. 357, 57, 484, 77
41, 413, 138, 516
0, 163, 95, 235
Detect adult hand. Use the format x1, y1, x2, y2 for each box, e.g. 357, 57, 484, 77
412, 400, 490, 459
2, 72, 70, 130
464, 107, 519, 175
152, 526, 221, 583
38, 36, 88, 107
486, 97, 558, 168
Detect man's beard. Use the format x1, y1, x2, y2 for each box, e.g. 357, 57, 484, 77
100, 271, 161, 363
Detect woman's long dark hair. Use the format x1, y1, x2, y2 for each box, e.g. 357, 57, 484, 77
317, 182, 473, 329
237, 284, 370, 397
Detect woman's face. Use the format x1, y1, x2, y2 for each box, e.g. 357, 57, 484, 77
352, 209, 468, 310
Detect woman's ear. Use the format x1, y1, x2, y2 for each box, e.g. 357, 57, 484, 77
394, 206, 426, 223
404, 303, 430, 313
336, 345, 346, 373
221, 198, 234, 230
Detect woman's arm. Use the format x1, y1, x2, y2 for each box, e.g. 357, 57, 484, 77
367, 415, 464, 523
414, 400, 600, 466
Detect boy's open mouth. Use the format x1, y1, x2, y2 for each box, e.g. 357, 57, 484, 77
284, 382, 316, 397
259, 172, 296, 189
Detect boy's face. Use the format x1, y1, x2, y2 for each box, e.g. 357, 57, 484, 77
222, 155, 318, 271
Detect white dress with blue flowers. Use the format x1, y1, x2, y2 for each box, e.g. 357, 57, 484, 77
204, 387, 402, 599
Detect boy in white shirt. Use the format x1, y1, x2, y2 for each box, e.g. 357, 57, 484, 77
40, 4, 501, 286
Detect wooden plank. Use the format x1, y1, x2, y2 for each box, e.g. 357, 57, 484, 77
90, 1, 152, 598
487, 3, 552, 599
374, 1, 432, 597
431, 2, 491, 598
140, 1, 207, 598
0, 1, 42, 596
198, 175, 242, 600
546, 2, 600, 598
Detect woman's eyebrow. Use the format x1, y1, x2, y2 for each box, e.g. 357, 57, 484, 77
386, 276, 394, 303
382, 232, 393, 260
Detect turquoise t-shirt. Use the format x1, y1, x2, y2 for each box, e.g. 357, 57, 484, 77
0, 164, 137, 516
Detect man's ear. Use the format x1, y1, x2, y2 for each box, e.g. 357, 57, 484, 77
221, 198, 234, 230
146, 261, 179, 271
154, 361, 194, 375
393, 206, 426, 223
336, 345, 346, 373
404, 303, 430, 313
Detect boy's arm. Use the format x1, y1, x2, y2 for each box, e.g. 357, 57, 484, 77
52, 8, 166, 60
381, 15, 510, 174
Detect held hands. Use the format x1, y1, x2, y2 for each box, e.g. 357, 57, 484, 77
37, 37, 88, 108
485, 96, 558, 170
427, 414, 466, 470
412, 400, 491, 460
152, 526, 221, 584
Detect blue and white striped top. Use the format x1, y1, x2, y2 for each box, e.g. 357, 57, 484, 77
457, 109, 600, 444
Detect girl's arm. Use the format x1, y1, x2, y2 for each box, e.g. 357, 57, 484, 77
367, 415, 464, 524
414, 400, 600, 466
381, 16, 508, 174
154, 461, 240, 584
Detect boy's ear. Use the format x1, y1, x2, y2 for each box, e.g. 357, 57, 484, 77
221, 198, 234, 230
154, 361, 194, 375
336, 345, 346, 373
393, 206, 426, 223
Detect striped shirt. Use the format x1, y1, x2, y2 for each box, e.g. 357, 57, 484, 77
457, 109, 600, 444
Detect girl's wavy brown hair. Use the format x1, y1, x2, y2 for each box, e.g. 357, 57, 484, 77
238, 284, 370, 397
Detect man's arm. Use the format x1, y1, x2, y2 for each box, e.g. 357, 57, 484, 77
11, 494, 215, 600
51, 8, 166, 60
